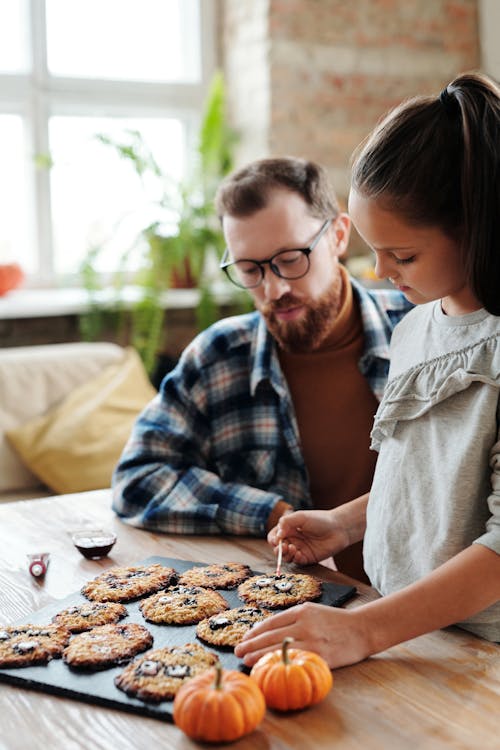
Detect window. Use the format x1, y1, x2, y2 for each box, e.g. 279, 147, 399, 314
0, 0, 215, 285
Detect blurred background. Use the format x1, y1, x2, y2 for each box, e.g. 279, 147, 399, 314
0, 0, 498, 367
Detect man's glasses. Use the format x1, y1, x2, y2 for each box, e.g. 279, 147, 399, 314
220, 218, 333, 289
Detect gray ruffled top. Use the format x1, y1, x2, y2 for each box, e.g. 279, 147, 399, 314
371, 328, 500, 451
364, 302, 500, 641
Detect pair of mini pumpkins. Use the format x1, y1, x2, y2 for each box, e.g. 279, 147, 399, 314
173, 637, 333, 744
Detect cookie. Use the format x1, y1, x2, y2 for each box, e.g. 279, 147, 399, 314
178, 562, 252, 590
81, 563, 177, 602
62, 622, 153, 670
0, 624, 70, 668
52, 601, 127, 633
237, 572, 322, 609
139, 585, 228, 625
196, 606, 272, 648
115, 643, 219, 702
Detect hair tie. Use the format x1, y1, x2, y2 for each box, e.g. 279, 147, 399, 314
439, 86, 458, 115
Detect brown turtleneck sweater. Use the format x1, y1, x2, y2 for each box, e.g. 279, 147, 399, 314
277, 265, 379, 582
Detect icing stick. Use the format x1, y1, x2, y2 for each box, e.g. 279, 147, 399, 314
276, 539, 283, 577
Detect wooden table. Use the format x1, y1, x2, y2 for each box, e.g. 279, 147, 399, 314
0, 490, 499, 750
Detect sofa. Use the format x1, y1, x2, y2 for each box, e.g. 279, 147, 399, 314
0, 341, 156, 503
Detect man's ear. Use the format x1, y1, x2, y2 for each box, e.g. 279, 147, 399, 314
332, 213, 351, 258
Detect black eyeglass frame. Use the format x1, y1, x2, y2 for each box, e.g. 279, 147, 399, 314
219, 218, 333, 289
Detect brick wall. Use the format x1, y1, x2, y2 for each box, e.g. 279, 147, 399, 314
220, 0, 480, 253
221, 0, 271, 166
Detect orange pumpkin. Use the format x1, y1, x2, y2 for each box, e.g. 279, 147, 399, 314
0, 263, 23, 296
173, 661, 266, 743
250, 637, 333, 711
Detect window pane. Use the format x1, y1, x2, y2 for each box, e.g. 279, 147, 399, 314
0, 0, 29, 73
49, 117, 185, 276
46, 0, 200, 82
0, 115, 35, 272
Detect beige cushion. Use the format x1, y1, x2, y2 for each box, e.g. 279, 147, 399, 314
5, 347, 156, 494
0, 342, 125, 493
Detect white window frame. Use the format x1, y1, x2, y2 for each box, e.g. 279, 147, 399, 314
479, 0, 500, 79
0, 0, 216, 288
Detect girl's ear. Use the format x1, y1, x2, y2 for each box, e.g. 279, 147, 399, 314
331, 213, 351, 258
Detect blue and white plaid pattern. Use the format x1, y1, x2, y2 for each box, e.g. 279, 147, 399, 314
112, 279, 412, 536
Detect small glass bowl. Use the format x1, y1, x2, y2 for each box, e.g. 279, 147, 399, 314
71, 529, 117, 560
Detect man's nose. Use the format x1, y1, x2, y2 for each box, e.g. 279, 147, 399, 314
262, 268, 292, 299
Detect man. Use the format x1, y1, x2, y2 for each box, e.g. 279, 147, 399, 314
112, 157, 412, 581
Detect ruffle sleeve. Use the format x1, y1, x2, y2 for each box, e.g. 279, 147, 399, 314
371, 334, 500, 450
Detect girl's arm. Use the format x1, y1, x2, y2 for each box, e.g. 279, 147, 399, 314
235, 542, 500, 668
359, 542, 500, 655
267, 493, 369, 565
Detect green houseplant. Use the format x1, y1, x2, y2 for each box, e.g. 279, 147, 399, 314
80, 72, 240, 374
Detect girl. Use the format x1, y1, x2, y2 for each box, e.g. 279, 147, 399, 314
234, 72, 500, 669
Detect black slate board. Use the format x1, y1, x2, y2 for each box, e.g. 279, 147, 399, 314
0, 556, 356, 721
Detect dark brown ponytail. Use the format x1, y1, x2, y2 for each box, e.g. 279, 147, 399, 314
351, 72, 500, 315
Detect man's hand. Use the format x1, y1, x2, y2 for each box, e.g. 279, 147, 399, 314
267, 509, 349, 565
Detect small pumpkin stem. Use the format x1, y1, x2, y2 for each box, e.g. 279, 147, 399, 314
282, 636, 294, 665
213, 660, 223, 689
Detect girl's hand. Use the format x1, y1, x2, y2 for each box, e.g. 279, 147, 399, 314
234, 602, 369, 669
267, 509, 349, 565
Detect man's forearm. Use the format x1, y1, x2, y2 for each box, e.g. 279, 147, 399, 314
113, 460, 286, 537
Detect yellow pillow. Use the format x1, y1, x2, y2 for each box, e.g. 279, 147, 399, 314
6, 347, 156, 494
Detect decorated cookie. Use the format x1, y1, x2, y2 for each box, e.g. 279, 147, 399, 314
237, 572, 322, 609
52, 601, 127, 632
139, 585, 228, 625
178, 562, 252, 590
196, 606, 272, 648
62, 622, 153, 670
0, 624, 71, 668
81, 563, 177, 602
115, 643, 219, 702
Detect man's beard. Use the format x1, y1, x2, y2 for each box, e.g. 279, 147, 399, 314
257, 281, 343, 353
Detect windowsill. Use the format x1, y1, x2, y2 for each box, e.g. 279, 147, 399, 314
0, 278, 386, 321
0, 285, 236, 320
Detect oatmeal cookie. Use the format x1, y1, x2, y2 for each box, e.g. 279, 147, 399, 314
62, 622, 153, 670
237, 572, 322, 609
52, 601, 127, 632
0, 624, 70, 668
139, 585, 228, 625
196, 606, 272, 648
115, 643, 218, 702
178, 562, 252, 590
81, 563, 177, 602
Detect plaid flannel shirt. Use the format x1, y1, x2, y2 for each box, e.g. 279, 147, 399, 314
112, 278, 412, 536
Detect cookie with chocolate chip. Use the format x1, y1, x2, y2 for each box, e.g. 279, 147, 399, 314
0, 624, 71, 668
114, 643, 218, 702
196, 606, 272, 648
52, 601, 127, 632
81, 563, 177, 602
139, 585, 228, 625
237, 572, 322, 609
178, 562, 252, 590
62, 622, 153, 670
